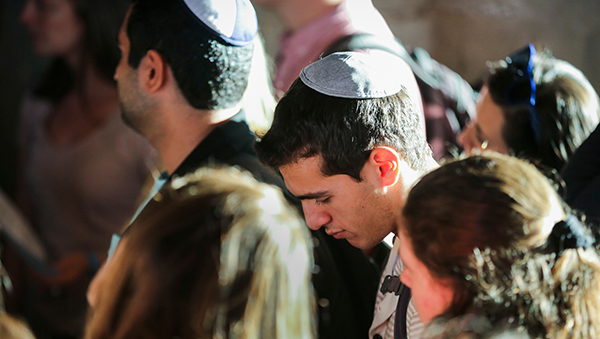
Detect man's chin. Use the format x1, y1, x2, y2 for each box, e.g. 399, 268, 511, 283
347, 238, 385, 254
345, 237, 366, 250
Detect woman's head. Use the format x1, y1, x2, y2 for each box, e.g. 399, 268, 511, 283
401, 153, 600, 338
85, 168, 315, 339
458, 45, 600, 172
20, 0, 85, 58
22, 0, 129, 100
401, 153, 564, 320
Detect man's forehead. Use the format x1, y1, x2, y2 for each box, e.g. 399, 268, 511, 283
280, 156, 324, 176
280, 157, 326, 190
278, 156, 362, 201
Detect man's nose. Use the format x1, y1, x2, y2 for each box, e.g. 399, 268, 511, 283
302, 202, 332, 231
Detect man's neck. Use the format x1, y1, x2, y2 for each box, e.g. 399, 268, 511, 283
275, 0, 344, 32
153, 104, 241, 174
400, 157, 439, 200
391, 156, 439, 236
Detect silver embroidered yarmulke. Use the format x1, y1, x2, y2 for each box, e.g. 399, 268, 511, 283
299, 51, 414, 99
182, 0, 257, 46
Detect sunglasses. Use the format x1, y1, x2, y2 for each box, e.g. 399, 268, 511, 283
504, 43, 540, 144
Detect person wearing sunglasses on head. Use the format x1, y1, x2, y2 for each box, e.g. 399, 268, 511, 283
458, 44, 600, 174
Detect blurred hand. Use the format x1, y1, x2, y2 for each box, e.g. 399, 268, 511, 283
37, 251, 90, 287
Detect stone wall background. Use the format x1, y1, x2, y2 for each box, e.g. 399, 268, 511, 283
256, 0, 600, 89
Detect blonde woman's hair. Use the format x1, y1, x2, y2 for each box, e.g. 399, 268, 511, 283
85, 167, 315, 339
0, 313, 36, 339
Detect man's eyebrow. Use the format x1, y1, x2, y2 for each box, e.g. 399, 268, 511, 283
295, 191, 330, 200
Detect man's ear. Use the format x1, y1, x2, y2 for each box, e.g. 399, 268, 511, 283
369, 146, 401, 188
138, 50, 167, 93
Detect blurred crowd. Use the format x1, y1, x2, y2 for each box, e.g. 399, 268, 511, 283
0, 0, 599, 339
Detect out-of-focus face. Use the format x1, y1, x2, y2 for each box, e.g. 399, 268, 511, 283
458, 86, 509, 155
399, 231, 454, 325
279, 155, 395, 250
20, 0, 85, 57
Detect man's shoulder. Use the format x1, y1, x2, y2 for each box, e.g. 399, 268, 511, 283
173, 114, 257, 175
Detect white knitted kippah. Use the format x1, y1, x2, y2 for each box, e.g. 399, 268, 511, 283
182, 0, 257, 46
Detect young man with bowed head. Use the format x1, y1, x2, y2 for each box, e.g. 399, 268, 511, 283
255, 51, 439, 339
253, 0, 477, 160
89, 1, 384, 338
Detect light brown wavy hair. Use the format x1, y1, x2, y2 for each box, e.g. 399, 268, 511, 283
84, 167, 315, 339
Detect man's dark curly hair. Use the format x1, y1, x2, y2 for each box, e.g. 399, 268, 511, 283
255, 78, 431, 181
127, 0, 253, 110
